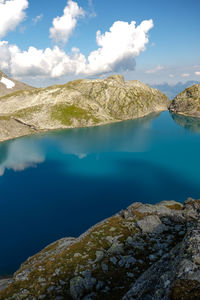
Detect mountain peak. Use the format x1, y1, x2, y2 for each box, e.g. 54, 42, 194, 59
0, 70, 33, 97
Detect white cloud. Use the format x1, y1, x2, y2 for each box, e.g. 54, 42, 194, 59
145, 65, 164, 74
0, 42, 86, 77
181, 73, 190, 77
0, 0, 28, 39
49, 0, 85, 44
195, 71, 200, 76
85, 20, 154, 75
32, 14, 43, 24
0, 17, 153, 78
169, 74, 174, 78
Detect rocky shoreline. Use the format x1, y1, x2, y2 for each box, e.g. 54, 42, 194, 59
1, 197, 200, 299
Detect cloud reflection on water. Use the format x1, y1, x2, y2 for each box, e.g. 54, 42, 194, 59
0, 112, 160, 176
0, 139, 45, 176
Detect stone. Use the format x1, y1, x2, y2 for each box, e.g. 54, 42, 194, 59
38, 277, 46, 284
74, 253, 82, 257
96, 280, 104, 290
70, 276, 85, 299
95, 250, 104, 262
110, 257, 117, 265
101, 262, 108, 272
107, 242, 124, 255
137, 215, 166, 234
38, 295, 46, 300
127, 272, 134, 278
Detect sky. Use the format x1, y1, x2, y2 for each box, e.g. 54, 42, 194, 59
0, 0, 199, 87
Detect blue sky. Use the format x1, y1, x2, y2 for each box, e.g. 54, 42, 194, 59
0, 0, 199, 86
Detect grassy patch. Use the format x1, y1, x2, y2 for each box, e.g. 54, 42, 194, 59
51, 104, 100, 126
12, 105, 42, 119
0, 115, 11, 121
165, 204, 183, 210
0, 88, 40, 101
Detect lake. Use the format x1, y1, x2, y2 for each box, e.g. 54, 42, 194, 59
1, 111, 200, 275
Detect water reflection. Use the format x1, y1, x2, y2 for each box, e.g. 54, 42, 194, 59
0, 112, 160, 176
171, 113, 200, 133
48, 112, 161, 156
0, 139, 44, 176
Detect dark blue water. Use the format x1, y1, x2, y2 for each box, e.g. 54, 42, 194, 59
1, 111, 200, 275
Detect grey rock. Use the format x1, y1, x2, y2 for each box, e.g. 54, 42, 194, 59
74, 253, 82, 257
101, 262, 108, 272
107, 242, 124, 255
38, 295, 46, 300
127, 272, 134, 278
96, 280, 104, 290
137, 215, 167, 234
47, 286, 55, 293
110, 256, 117, 265
70, 276, 85, 299
95, 250, 104, 262
38, 277, 46, 284
82, 293, 97, 300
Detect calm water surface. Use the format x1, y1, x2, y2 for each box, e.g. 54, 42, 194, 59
1, 111, 200, 275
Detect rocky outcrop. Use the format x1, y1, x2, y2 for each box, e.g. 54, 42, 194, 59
0, 70, 32, 97
0, 74, 169, 142
1, 197, 200, 299
170, 84, 200, 117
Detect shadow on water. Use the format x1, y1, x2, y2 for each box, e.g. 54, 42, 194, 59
171, 113, 200, 133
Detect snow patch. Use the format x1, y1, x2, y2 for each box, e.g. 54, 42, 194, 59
0, 77, 15, 89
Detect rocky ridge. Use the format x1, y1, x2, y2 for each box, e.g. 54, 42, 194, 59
0, 74, 169, 142
1, 198, 200, 299
170, 84, 200, 117
0, 70, 32, 97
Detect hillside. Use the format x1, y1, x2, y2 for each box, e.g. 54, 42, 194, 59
170, 84, 200, 117
0, 74, 169, 143
1, 197, 200, 299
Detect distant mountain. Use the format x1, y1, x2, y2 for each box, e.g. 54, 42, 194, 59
151, 81, 199, 99
0, 70, 33, 97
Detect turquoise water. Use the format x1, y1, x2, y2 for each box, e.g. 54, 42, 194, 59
1, 111, 200, 275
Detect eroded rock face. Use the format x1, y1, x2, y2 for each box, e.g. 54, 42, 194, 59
170, 84, 200, 117
0, 74, 169, 142
1, 198, 200, 299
